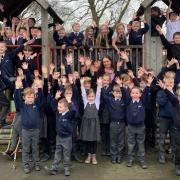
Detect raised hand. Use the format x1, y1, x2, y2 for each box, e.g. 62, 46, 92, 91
21, 62, 28, 70
18, 52, 24, 60
120, 51, 129, 62
128, 70, 135, 79
157, 80, 165, 89
55, 90, 62, 100
52, 72, 60, 80
97, 77, 102, 87
115, 77, 123, 87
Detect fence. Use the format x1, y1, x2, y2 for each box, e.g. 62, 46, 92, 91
6, 45, 143, 74
50, 45, 143, 74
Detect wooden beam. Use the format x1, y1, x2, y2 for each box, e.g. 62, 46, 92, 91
144, 6, 163, 74
141, 0, 155, 8
36, 0, 49, 9
41, 7, 49, 65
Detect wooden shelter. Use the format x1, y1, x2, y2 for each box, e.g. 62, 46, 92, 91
139, 0, 180, 73
0, 0, 64, 65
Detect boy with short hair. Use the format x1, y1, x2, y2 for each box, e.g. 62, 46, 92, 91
45, 93, 76, 176
126, 86, 150, 169
102, 82, 126, 163
14, 78, 42, 174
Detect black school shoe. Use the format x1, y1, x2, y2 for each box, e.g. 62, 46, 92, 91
111, 156, 117, 164
140, 160, 148, 169
23, 166, 31, 174
117, 156, 123, 164
127, 159, 133, 167
44, 166, 57, 175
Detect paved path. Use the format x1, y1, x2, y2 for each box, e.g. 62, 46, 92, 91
0, 150, 179, 180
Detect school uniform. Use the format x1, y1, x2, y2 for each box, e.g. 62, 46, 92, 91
102, 88, 126, 160
126, 100, 145, 162
99, 85, 112, 155
159, 34, 180, 62
128, 23, 149, 71
50, 99, 76, 172
14, 88, 42, 169
0, 45, 24, 90
163, 89, 180, 171
80, 86, 101, 154
68, 31, 84, 71
156, 89, 175, 157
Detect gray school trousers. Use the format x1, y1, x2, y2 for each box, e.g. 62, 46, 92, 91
110, 121, 125, 157
22, 128, 40, 167
52, 135, 72, 170
127, 125, 145, 161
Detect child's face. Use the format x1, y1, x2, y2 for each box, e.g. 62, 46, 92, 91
19, 29, 27, 37
164, 81, 174, 90
87, 29, 94, 38
132, 21, 140, 31
0, 43, 7, 54
64, 90, 73, 99
87, 92, 95, 103
28, 19, 35, 27
101, 25, 108, 35
173, 34, 180, 44
170, 13, 178, 21
12, 17, 20, 25
58, 102, 68, 114
130, 88, 141, 100
140, 81, 147, 90
31, 28, 38, 37
117, 25, 125, 34
84, 82, 91, 90
23, 50, 33, 57
58, 30, 65, 37
102, 76, 110, 86
24, 94, 35, 104
5, 29, 13, 38
73, 24, 80, 32
113, 91, 122, 99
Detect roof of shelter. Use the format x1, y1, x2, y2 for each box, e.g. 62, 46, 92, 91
0, 0, 64, 24
141, 0, 180, 13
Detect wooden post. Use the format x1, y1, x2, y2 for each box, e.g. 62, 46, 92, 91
144, 6, 163, 74
41, 7, 49, 65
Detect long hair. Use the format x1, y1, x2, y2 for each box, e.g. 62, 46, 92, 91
96, 24, 109, 48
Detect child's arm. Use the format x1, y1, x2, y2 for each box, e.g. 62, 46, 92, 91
80, 78, 88, 107
14, 79, 24, 109
51, 91, 62, 112
95, 78, 102, 109
139, 17, 149, 34
156, 25, 171, 49
166, 0, 172, 22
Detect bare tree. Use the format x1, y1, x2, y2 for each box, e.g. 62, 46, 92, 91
52, 0, 142, 27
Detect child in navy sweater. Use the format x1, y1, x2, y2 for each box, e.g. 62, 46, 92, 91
126, 86, 149, 169
45, 95, 76, 176
14, 78, 42, 174
99, 73, 112, 156
102, 83, 126, 164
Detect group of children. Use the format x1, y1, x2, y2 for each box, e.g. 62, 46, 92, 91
0, 0, 180, 177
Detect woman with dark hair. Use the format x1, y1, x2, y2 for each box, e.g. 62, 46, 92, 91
97, 55, 116, 81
